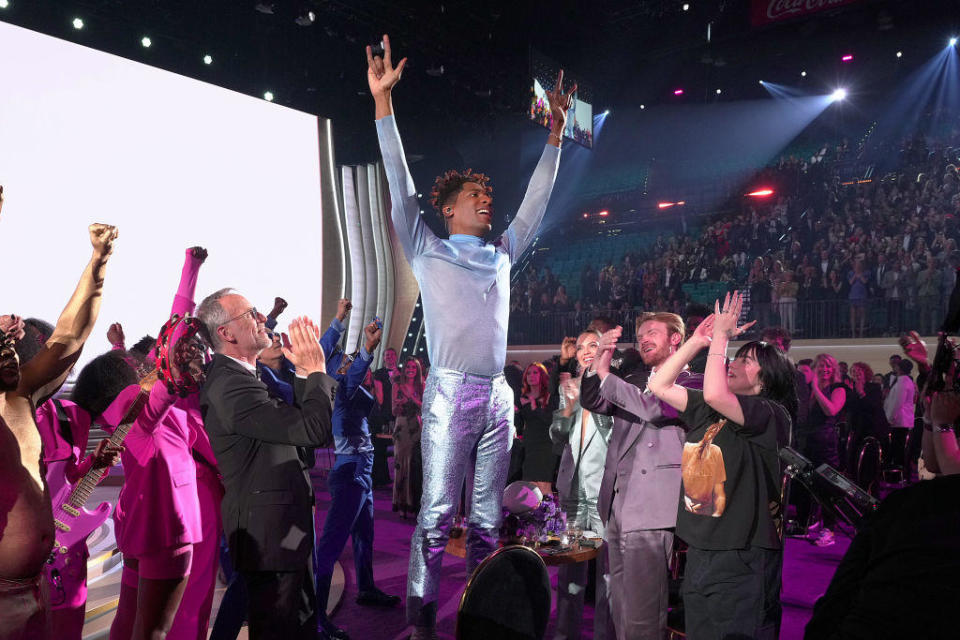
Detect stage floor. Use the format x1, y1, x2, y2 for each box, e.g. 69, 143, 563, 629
80, 454, 847, 639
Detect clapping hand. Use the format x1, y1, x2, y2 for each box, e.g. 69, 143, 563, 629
713, 291, 755, 339
689, 313, 716, 349
366, 34, 407, 96
559, 372, 579, 405
560, 336, 577, 363
281, 316, 326, 376
595, 326, 622, 380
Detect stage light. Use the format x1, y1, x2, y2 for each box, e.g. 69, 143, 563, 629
831, 88, 847, 101
673, 88, 684, 96
746, 188, 774, 197
263, 91, 274, 102
842, 54, 853, 62
583, 213, 589, 218
0, 1, 9, 9
141, 36, 152, 48
203, 54, 213, 65
598, 210, 609, 217
603, 109, 610, 115
658, 202, 675, 209
716, 89, 722, 95
295, 10, 316, 26
640, 104, 645, 110
677, 201, 686, 206
951, 37, 958, 46
72, 17, 84, 30
682, 3, 690, 10
896, 51, 903, 58
801, 71, 807, 77
759, 80, 764, 85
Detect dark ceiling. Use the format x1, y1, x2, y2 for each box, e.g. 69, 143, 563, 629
1, 0, 957, 164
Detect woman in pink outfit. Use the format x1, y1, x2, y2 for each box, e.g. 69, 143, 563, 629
72, 350, 195, 640
164, 247, 225, 640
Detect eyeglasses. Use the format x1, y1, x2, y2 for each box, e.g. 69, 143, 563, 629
219, 307, 260, 328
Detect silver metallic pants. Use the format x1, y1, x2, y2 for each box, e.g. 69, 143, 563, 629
406, 367, 514, 627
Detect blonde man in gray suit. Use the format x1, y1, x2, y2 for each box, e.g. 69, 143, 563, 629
550, 329, 615, 640
581, 312, 703, 640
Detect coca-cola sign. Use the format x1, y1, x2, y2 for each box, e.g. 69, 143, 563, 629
752, 0, 862, 26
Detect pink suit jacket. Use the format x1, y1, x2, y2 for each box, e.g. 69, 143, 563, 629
102, 383, 202, 557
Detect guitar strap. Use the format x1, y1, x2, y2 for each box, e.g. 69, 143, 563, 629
52, 399, 74, 449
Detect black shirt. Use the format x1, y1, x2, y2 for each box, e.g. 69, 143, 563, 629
677, 390, 791, 551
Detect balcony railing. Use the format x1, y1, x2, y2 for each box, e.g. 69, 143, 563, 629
507, 296, 945, 345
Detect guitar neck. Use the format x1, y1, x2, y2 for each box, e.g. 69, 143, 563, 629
65, 389, 150, 509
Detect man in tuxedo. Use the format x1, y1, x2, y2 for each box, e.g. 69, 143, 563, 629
580, 312, 702, 640
198, 289, 338, 639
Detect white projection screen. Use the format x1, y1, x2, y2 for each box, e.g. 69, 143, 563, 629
0, 21, 325, 363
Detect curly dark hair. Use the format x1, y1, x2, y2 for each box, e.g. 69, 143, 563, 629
71, 350, 137, 418
430, 169, 492, 225
14, 318, 55, 365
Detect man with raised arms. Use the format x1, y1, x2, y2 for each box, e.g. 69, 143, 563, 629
0, 218, 118, 639
367, 35, 575, 639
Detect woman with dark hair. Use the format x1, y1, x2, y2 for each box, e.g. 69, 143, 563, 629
392, 356, 424, 518
848, 362, 889, 464
72, 333, 204, 640
517, 362, 556, 496
648, 291, 793, 640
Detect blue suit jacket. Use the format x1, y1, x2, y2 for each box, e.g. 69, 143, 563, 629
323, 321, 376, 457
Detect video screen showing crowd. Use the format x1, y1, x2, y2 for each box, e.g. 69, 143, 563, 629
2, 31, 960, 640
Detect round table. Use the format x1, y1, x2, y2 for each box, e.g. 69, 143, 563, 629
444, 529, 601, 566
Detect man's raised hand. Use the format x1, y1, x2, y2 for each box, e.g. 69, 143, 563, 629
545, 70, 578, 139
107, 322, 125, 348
89, 223, 118, 259
366, 34, 407, 96
282, 316, 326, 377
336, 299, 353, 323
364, 320, 383, 353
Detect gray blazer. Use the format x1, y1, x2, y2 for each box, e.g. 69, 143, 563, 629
549, 400, 613, 510
580, 369, 703, 533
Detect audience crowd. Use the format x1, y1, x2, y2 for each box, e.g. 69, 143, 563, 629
511, 129, 960, 343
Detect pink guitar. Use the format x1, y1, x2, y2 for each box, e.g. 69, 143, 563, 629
45, 380, 152, 572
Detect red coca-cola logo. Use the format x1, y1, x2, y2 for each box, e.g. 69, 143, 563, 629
755, 0, 859, 24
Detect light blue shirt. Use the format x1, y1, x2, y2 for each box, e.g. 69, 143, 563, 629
376, 115, 560, 375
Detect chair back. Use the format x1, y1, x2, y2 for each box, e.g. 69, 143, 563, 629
456, 545, 551, 640
857, 436, 884, 496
